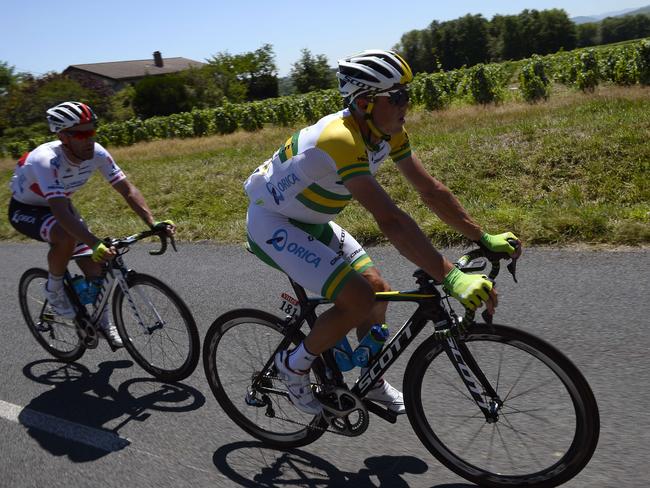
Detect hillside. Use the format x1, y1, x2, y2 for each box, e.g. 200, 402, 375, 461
572, 5, 650, 24
2, 85, 648, 247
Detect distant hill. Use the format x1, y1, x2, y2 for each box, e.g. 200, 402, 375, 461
572, 5, 650, 24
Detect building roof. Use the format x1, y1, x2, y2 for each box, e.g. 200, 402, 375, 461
64, 55, 206, 81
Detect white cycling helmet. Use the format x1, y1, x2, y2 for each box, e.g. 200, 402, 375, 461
336, 49, 413, 104
46, 101, 98, 133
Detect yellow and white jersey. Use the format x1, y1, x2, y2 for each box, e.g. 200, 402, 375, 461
244, 108, 411, 224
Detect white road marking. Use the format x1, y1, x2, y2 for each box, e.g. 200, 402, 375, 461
0, 399, 130, 452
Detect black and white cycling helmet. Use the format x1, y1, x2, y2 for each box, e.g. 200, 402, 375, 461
46, 101, 98, 133
336, 49, 413, 104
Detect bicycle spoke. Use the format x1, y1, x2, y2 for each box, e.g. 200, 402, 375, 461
408, 326, 597, 484
503, 376, 557, 403
116, 275, 198, 381
502, 354, 536, 402
203, 311, 325, 448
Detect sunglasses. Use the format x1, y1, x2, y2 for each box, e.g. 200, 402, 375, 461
376, 88, 410, 107
62, 129, 96, 140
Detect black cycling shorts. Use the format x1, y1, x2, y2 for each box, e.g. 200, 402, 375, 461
8, 198, 54, 242
8, 198, 92, 256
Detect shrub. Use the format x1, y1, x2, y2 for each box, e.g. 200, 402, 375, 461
639, 40, 650, 85
519, 55, 551, 102
468, 64, 502, 104
576, 49, 599, 92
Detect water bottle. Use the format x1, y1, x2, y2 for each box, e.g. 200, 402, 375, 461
352, 324, 389, 367
333, 336, 355, 371
86, 278, 102, 304
71, 275, 92, 304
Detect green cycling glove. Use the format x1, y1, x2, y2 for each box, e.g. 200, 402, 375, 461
91, 241, 110, 263
443, 267, 493, 310
479, 232, 519, 255
151, 219, 175, 230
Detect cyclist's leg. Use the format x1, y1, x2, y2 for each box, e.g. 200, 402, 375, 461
314, 220, 390, 343
357, 268, 390, 335
319, 222, 404, 411
8, 198, 74, 316
247, 205, 376, 354
305, 273, 375, 354
47, 223, 76, 274
72, 236, 122, 347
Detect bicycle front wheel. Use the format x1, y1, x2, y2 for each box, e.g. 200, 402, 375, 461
203, 309, 327, 449
112, 273, 199, 382
404, 324, 599, 488
18, 268, 85, 362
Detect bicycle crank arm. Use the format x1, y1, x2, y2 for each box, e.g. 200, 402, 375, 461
363, 399, 398, 424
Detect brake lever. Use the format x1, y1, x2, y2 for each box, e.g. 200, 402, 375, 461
481, 309, 493, 325
506, 238, 520, 283
507, 260, 518, 283
169, 234, 177, 252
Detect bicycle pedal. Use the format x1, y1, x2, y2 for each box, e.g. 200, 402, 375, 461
42, 312, 56, 322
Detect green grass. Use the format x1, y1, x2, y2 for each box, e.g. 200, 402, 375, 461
1, 84, 649, 246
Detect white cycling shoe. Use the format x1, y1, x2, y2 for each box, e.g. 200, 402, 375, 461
274, 350, 322, 416
364, 379, 406, 414
43, 284, 76, 319
99, 309, 123, 348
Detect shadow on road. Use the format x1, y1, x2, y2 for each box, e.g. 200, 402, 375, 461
19, 359, 205, 461
213, 440, 475, 487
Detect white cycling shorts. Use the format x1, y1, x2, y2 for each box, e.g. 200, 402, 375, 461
246, 203, 374, 300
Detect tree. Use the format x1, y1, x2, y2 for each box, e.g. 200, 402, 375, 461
601, 14, 650, 44
394, 26, 438, 73
0, 61, 19, 97
537, 9, 576, 54
436, 14, 490, 70
0, 73, 95, 137
132, 74, 191, 118
577, 23, 600, 48
207, 44, 279, 102
491, 9, 575, 61
290, 49, 335, 93
178, 66, 224, 109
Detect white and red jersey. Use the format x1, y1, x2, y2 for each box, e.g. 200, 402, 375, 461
9, 141, 126, 206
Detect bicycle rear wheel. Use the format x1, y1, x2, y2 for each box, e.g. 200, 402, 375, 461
18, 268, 85, 362
404, 324, 599, 488
112, 273, 199, 382
203, 309, 327, 448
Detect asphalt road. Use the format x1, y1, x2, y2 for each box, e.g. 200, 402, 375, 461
0, 241, 648, 487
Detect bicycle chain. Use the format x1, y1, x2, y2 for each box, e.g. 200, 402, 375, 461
258, 375, 365, 436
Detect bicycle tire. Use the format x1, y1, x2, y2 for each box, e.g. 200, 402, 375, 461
112, 272, 199, 382
18, 268, 85, 362
404, 324, 599, 488
203, 308, 327, 448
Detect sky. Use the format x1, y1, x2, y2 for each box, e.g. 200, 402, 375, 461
2, 1, 649, 78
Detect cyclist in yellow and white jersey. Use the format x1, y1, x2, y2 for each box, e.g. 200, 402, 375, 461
245, 50, 521, 415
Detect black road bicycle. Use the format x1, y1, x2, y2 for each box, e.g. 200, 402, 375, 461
202, 245, 599, 488
19, 228, 200, 382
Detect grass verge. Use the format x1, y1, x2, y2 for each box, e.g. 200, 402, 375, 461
1, 84, 648, 246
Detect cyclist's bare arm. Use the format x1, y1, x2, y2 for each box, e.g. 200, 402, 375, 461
344, 175, 454, 282
396, 154, 483, 241
113, 179, 155, 228
48, 197, 101, 247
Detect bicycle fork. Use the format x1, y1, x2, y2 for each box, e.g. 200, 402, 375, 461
116, 270, 165, 335
444, 337, 502, 423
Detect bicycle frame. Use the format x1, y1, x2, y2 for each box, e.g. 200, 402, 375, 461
256, 273, 502, 423
64, 245, 167, 346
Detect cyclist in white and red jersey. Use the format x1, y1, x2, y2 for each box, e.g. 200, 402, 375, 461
8, 101, 175, 348
244, 50, 522, 416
